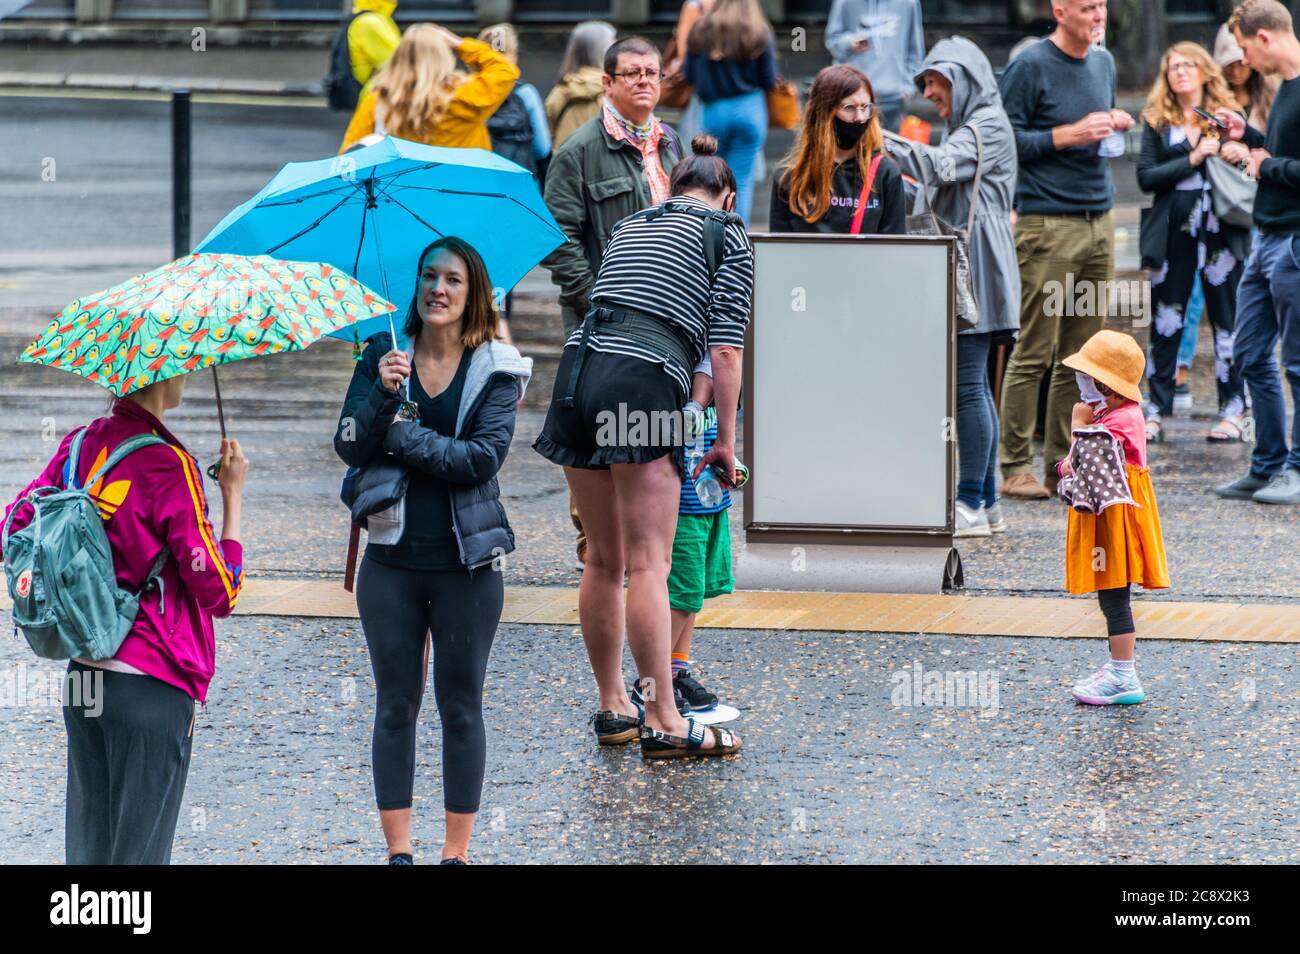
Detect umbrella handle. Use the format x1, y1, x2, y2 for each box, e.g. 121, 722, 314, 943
212, 365, 227, 440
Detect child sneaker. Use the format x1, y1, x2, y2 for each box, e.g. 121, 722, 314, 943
1071, 663, 1145, 705
673, 669, 719, 711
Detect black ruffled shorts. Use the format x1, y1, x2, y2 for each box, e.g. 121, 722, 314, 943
533, 345, 688, 471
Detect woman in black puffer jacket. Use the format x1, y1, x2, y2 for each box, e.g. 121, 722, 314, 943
334, 236, 531, 866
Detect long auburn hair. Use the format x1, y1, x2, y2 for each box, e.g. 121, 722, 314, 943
1142, 42, 1238, 131
402, 237, 499, 349
687, 0, 772, 62
373, 25, 466, 143
779, 65, 884, 224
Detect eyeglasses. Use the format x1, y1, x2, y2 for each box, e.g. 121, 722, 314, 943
1167, 62, 1199, 74
838, 103, 876, 119
613, 68, 661, 84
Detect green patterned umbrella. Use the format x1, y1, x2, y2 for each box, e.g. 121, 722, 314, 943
20, 253, 396, 399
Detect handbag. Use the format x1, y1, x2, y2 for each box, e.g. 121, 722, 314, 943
903, 124, 983, 330
348, 459, 408, 546
1204, 154, 1256, 230
660, 34, 694, 110
766, 78, 800, 130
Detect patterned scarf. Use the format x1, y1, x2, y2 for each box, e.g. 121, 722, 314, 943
602, 103, 671, 206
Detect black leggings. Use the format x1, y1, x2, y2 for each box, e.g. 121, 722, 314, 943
356, 555, 504, 814
1097, 585, 1134, 637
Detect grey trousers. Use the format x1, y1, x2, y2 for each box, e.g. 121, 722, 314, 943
63, 661, 195, 865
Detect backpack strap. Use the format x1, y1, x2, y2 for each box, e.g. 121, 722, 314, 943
93, 434, 171, 485
631, 200, 736, 279
64, 427, 90, 490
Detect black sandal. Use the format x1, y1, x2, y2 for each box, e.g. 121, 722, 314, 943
591, 703, 643, 746
640, 719, 741, 759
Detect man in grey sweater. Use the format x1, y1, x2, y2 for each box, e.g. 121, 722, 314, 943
996, 0, 1135, 499
826, 0, 925, 132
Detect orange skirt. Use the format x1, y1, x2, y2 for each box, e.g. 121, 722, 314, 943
1065, 464, 1170, 595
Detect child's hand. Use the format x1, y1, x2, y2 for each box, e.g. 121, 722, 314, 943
1071, 402, 1095, 429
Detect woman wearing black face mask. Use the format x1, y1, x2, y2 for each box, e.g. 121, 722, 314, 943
769, 65, 905, 234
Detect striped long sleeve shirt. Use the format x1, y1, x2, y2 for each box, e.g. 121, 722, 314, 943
566, 195, 755, 394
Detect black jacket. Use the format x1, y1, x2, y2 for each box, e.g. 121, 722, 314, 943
334, 333, 532, 570
1137, 120, 1252, 270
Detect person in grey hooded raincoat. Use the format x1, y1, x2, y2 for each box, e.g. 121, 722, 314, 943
885, 35, 1020, 538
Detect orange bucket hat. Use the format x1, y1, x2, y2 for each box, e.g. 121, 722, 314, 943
1062, 330, 1145, 404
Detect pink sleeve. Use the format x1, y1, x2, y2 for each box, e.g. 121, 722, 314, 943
146, 445, 244, 618
0, 428, 80, 562
1097, 404, 1146, 467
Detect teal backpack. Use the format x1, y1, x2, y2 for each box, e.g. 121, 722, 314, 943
3, 428, 170, 661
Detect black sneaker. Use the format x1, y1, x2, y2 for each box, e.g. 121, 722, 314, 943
388, 852, 413, 865
673, 669, 719, 712
591, 705, 642, 746
630, 677, 689, 715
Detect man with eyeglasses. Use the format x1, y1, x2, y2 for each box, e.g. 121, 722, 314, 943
541, 35, 686, 567
996, 0, 1134, 501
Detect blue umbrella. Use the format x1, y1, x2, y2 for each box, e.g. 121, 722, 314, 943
194, 136, 565, 347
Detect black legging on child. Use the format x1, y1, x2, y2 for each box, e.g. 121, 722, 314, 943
1097, 585, 1134, 637
356, 556, 504, 814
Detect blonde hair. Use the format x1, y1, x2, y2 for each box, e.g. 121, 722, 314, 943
372, 24, 466, 143
478, 22, 518, 61
1142, 42, 1238, 130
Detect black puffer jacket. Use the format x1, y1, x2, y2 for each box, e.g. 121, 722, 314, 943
334, 333, 532, 570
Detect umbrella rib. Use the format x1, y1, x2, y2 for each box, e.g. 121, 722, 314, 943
383, 194, 446, 239
253, 162, 443, 208
264, 193, 356, 256
386, 185, 564, 236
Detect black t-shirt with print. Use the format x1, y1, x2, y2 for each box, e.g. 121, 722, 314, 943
769, 153, 906, 235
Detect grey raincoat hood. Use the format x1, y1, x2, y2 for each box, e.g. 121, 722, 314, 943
885, 36, 1020, 337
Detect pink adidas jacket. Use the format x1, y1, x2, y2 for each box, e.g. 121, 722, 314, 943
1, 400, 243, 702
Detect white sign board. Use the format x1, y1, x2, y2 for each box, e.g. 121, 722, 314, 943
746, 235, 954, 534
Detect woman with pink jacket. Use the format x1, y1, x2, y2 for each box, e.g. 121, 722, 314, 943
1, 378, 248, 864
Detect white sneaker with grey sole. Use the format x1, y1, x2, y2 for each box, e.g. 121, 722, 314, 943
984, 500, 1007, 533
954, 501, 991, 537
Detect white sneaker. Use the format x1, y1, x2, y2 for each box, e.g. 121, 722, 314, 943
954, 501, 991, 538
984, 500, 1007, 533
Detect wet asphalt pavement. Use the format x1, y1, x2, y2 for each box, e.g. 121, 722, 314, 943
1, 617, 1294, 864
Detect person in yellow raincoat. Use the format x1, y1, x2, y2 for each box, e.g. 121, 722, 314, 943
1055, 330, 1170, 706
348, 0, 402, 94
340, 23, 519, 154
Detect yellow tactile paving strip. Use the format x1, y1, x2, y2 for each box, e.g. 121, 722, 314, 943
4, 582, 1297, 643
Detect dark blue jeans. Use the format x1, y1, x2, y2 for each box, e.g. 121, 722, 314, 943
1234, 232, 1300, 477
957, 332, 999, 509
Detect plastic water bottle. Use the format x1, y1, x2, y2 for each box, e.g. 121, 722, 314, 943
694, 465, 725, 508
684, 439, 724, 507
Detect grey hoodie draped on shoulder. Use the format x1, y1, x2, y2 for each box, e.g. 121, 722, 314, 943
884, 36, 1020, 337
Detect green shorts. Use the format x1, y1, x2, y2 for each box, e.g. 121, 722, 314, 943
667, 511, 734, 614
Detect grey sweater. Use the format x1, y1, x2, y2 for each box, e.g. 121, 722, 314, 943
998, 37, 1116, 215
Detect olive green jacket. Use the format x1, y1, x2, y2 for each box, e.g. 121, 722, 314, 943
541, 113, 683, 331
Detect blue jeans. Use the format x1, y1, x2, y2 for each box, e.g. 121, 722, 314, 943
957, 332, 999, 509
700, 89, 767, 225
1234, 232, 1300, 477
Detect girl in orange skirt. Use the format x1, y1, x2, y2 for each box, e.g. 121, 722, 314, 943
1056, 331, 1170, 705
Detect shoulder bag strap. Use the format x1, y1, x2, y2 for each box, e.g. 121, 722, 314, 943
850, 153, 885, 235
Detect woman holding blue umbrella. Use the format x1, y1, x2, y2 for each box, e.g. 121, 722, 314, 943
335, 236, 531, 865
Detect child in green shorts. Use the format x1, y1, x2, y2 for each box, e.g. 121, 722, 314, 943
668, 373, 737, 712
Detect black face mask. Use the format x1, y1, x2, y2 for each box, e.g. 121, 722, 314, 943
833, 117, 870, 150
